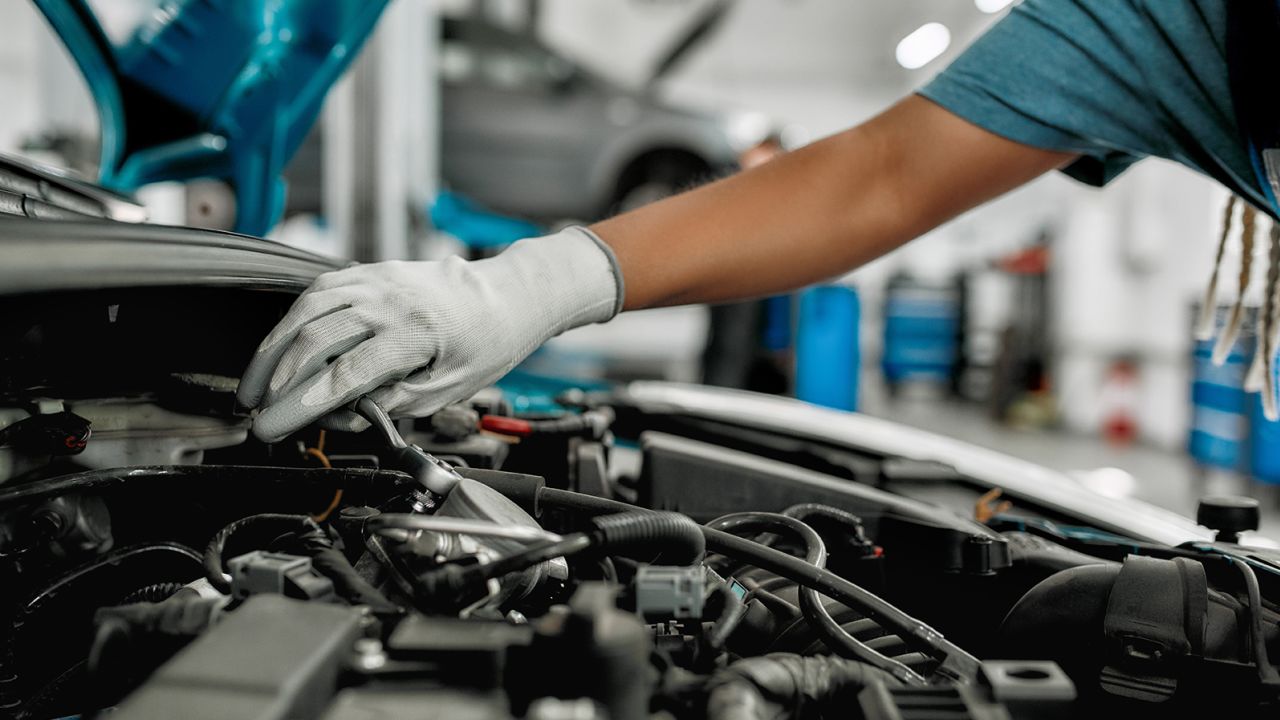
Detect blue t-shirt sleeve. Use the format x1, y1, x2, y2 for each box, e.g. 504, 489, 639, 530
919, 0, 1232, 187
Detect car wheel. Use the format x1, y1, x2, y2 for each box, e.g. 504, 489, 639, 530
610, 154, 712, 215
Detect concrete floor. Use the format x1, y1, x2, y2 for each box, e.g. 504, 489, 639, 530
863, 393, 1280, 540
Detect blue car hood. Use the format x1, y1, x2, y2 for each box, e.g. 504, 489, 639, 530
35, 0, 390, 235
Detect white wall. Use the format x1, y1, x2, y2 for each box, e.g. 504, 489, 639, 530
0, 4, 97, 165
0, 5, 42, 155
1051, 162, 1219, 448
539, 0, 996, 139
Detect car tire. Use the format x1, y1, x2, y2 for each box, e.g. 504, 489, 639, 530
610, 153, 713, 215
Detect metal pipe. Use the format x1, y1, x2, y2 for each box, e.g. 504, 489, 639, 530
366, 514, 562, 544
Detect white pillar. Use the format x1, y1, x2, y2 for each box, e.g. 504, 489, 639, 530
325, 0, 440, 262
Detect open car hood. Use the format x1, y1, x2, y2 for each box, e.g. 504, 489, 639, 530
34, 0, 390, 235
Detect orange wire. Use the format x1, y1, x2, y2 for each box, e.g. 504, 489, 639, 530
305, 446, 333, 470
306, 430, 343, 522
974, 487, 1012, 524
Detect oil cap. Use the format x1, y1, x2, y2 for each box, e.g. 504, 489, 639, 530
1196, 496, 1260, 543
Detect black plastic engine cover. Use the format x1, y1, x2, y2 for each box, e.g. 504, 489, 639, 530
637, 432, 1009, 575
110, 596, 364, 720
998, 556, 1280, 718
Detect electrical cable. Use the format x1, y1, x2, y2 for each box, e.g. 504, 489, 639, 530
1229, 557, 1280, 687
306, 430, 343, 523
425, 510, 702, 601
308, 548, 399, 613
782, 503, 867, 537
474, 534, 595, 581
597, 557, 619, 584
534, 487, 977, 683
746, 586, 801, 620
205, 510, 397, 610
702, 526, 957, 683
479, 407, 614, 439
706, 582, 747, 651
708, 512, 924, 684
203, 514, 314, 593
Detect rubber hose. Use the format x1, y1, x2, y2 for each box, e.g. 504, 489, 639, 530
705, 653, 901, 720
708, 513, 920, 683
591, 511, 705, 565
535, 487, 978, 683
527, 408, 614, 437
1231, 557, 1280, 686
473, 534, 595, 583
458, 511, 702, 599
748, 587, 801, 620
706, 583, 747, 651
782, 504, 867, 537
116, 583, 185, 606
309, 548, 399, 612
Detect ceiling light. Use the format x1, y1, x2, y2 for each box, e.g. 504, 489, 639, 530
895, 23, 951, 70
975, 0, 1015, 13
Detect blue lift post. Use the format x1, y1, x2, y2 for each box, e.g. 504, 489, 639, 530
35, 0, 392, 236
430, 191, 545, 251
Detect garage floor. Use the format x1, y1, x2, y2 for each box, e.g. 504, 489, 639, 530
864, 394, 1280, 541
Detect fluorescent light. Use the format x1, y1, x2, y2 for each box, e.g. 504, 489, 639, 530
975, 0, 1014, 13
724, 111, 773, 153
895, 23, 951, 70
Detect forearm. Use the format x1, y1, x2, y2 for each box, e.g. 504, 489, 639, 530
590, 95, 1075, 310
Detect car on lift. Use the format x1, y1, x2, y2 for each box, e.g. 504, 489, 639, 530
287, 8, 757, 223
436, 10, 754, 221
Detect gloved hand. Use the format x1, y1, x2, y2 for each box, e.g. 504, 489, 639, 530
236, 227, 623, 442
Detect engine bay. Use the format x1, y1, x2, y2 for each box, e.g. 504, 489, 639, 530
1, 287, 1279, 719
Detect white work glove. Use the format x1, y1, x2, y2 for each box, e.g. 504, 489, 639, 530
236, 227, 624, 442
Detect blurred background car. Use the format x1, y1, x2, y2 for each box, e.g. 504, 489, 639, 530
437, 13, 746, 221
286, 3, 758, 225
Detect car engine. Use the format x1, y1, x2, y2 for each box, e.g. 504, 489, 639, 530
1, 287, 1279, 720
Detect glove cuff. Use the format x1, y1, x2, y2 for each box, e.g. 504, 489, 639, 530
573, 226, 626, 319
479, 226, 624, 344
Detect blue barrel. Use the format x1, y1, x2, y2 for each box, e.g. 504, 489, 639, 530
881, 282, 960, 385
1249, 348, 1280, 483
1189, 308, 1252, 471
796, 286, 860, 411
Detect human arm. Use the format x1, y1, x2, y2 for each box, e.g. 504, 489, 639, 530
593, 94, 1074, 309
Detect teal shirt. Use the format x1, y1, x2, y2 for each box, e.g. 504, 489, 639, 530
919, 0, 1274, 215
